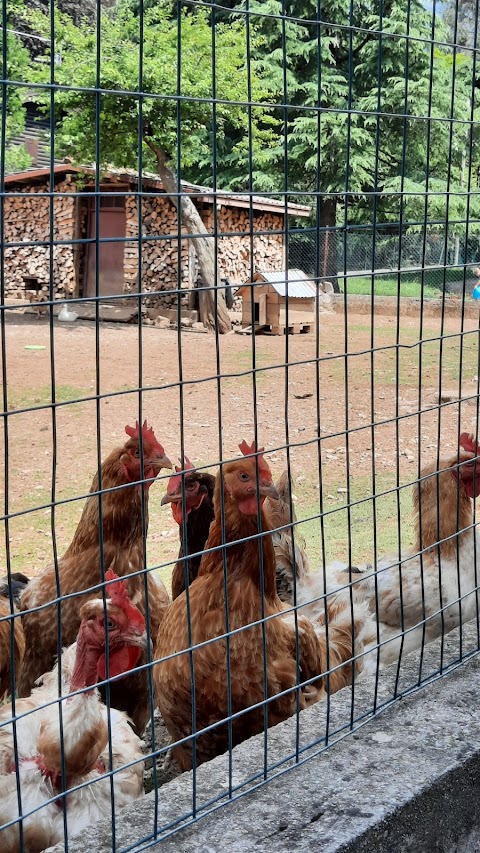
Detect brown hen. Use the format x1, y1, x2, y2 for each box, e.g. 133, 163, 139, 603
18, 420, 171, 734
0, 574, 28, 700
154, 440, 332, 770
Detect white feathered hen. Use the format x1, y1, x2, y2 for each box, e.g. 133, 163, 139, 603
263, 470, 310, 604
0, 570, 146, 853
310, 432, 480, 674
265, 471, 377, 682
58, 304, 78, 322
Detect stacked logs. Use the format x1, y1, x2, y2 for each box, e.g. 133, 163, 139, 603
204, 206, 284, 283
4, 180, 76, 299
3, 180, 286, 308
124, 194, 191, 307
127, 198, 285, 308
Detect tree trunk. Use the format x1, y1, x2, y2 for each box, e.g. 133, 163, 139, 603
145, 139, 231, 333
454, 234, 461, 267
319, 197, 340, 293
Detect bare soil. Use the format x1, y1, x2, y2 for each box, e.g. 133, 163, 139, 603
1, 308, 479, 578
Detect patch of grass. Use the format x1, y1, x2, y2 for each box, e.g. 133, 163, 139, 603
1, 477, 179, 589
342, 276, 440, 299
340, 331, 480, 389
2, 466, 418, 596
7, 384, 88, 411
2, 485, 86, 573
222, 348, 279, 387
295, 473, 414, 569
232, 349, 276, 370
339, 267, 474, 299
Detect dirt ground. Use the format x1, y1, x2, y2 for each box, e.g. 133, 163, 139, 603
1, 307, 479, 580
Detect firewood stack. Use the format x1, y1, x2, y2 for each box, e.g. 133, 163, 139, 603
202, 206, 284, 283
128, 198, 285, 308
124, 195, 191, 307
3, 179, 286, 311
3, 180, 76, 300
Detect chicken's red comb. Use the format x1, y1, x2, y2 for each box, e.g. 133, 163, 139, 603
105, 569, 145, 633
238, 439, 272, 481
460, 432, 480, 455
125, 420, 165, 456
167, 456, 195, 495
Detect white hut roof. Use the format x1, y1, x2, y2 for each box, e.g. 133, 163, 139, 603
242, 269, 317, 298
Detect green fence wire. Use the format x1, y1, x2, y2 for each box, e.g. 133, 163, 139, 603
1, 0, 480, 849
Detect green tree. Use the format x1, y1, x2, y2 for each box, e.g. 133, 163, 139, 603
1, 29, 33, 173
32, 0, 274, 331
219, 0, 442, 284
217, 1, 480, 285
382, 46, 480, 266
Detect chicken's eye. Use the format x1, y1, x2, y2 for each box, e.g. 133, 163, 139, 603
186, 482, 196, 490
107, 619, 116, 630
239, 472, 249, 481
133, 449, 140, 458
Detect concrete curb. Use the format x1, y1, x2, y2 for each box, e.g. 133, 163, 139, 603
48, 620, 480, 852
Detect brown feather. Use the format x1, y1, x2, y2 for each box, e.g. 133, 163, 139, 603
154, 457, 326, 770
18, 442, 170, 734
0, 597, 25, 701
0, 823, 51, 853
413, 451, 474, 562
37, 715, 109, 782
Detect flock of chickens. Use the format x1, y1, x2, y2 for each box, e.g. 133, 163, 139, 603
1, 419, 480, 850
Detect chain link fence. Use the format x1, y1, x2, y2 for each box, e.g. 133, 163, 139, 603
289, 227, 480, 291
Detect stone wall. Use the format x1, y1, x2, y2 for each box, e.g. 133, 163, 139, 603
4, 178, 77, 300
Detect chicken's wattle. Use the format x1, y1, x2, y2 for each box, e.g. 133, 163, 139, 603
237, 495, 266, 515
171, 501, 185, 525
97, 645, 141, 681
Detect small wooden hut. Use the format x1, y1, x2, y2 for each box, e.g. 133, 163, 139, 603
237, 269, 316, 334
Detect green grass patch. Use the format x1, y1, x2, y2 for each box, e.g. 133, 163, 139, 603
340, 267, 474, 299
222, 347, 280, 387
394, 334, 476, 387
2, 481, 179, 588
7, 384, 88, 411
2, 469, 418, 591
295, 472, 414, 569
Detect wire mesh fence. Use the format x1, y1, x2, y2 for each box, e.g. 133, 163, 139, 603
1, 0, 480, 850
288, 226, 480, 291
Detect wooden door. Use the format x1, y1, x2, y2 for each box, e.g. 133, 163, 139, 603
86, 195, 126, 297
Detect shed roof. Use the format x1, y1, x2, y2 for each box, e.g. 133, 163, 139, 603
238, 269, 317, 299
4, 165, 311, 217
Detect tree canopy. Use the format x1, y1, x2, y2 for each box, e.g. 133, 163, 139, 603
2, 26, 33, 173
216, 1, 480, 274
443, 0, 479, 51
16, 0, 480, 282
32, 0, 274, 177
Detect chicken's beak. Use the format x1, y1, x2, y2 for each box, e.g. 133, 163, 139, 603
161, 491, 174, 505
127, 630, 152, 654
155, 454, 172, 470
259, 482, 279, 500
